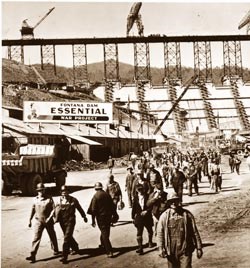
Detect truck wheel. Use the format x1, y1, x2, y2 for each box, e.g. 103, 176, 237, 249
20, 175, 29, 196
55, 172, 66, 191
28, 174, 42, 196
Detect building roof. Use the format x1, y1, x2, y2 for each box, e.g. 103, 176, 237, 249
2, 108, 157, 143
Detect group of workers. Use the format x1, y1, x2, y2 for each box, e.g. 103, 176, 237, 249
26, 181, 119, 264
27, 147, 242, 267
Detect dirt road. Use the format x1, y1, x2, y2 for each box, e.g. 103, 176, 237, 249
1, 156, 250, 268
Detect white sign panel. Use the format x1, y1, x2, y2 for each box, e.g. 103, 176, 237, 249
23, 101, 113, 123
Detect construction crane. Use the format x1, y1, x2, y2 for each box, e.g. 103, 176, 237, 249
20, 7, 55, 39
126, 2, 144, 37
238, 9, 250, 34
154, 75, 198, 135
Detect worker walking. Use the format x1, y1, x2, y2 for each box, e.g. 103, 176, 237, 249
170, 165, 186, 203
234, 155, 242, 175
55, 185, 88, 264
157, 192, 203, 268
87, 182, 117, 258
107, 155, 115, 174
26, 183, 59, 263
125, 167, 136, 208
105, 174, 122, 212
147, 177, 168, 239
132, 184, 154, 255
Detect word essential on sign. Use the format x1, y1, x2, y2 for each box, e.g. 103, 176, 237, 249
23, 101, 113, 123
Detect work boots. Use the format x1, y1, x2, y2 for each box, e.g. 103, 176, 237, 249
59, 253, 68, 264
136, 236, 143, 255
26, 254, 36, 263
148, 233, 154, 248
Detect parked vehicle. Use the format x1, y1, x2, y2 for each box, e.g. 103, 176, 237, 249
2, 135, 67, 196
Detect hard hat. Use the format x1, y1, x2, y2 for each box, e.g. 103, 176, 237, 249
118, 200, 125, 210
61, 185, 69, 193
94, 182, 103, 190
36, 183, 45, 191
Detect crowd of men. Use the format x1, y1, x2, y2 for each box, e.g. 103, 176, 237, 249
26, 147, 245, 267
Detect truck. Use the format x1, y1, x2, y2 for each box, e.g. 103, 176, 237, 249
217, 139, 250, 155
2, 134, 67, 196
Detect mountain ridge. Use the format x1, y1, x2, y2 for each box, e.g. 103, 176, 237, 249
2, 58, 250, 86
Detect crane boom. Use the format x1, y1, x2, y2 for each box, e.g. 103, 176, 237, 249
238, 10, 250, 34
33, 7, 55, 29
127, 2, 144, 36
154, 75, 198, 135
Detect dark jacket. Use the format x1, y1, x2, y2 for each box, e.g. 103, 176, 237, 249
56, 195, 86, 224
146, 190, 169, 220
87, 190, 116, 219
132, 193, 153, 227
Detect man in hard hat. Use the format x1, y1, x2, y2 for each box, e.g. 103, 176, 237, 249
56, 185, 88, 264
157, 192, 203, 268
87, 182, 117, 258
26, 183, 59, 263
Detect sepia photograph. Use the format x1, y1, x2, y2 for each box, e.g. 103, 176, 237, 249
1, 1, 250, 267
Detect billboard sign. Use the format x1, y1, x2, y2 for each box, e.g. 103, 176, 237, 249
23, 101, 113, 123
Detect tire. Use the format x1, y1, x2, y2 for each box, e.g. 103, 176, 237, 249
55, 171, 66, 191
237, 150, 243, 156
27, 174, 43, 196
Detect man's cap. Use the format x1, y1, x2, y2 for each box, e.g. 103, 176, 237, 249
36, 183, 45, 191
109, 174, 114, 180
94, 182, 103, 190
167, 192, 180, 203
61, 185, 69, 193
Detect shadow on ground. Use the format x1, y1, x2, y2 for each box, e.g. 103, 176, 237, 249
183, 201, 209, 206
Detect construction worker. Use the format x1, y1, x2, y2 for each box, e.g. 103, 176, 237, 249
125, 167, 136, 208
56, 185, 88, 264
105, 174, 122, 225
107, 155, 115, 174
187, 160, 199, 196
105, 174, 122, 210
132, 184, 154, 255
170, 165, 186, 203
157, 192, 203, 268
234, 155, 242, 175
130, 152, 137, 169
147, 176, 168, 238
87, 182, 117, 258
26, 183, 59, 263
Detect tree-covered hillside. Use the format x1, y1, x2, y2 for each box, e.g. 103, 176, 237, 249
2, 58, 250, 86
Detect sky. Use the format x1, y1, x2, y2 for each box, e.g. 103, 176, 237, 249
1, 1, 250, 68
